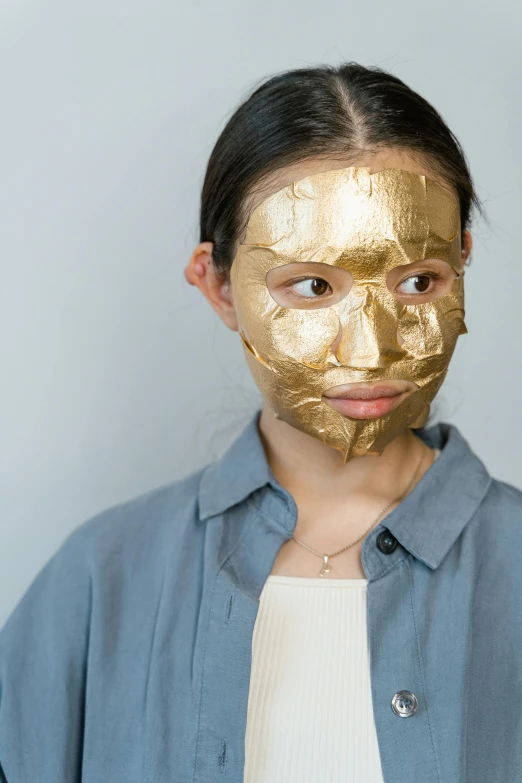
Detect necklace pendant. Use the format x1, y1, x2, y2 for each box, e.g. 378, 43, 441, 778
319, 555, 331, 578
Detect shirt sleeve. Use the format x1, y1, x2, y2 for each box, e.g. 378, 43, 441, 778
0, 528, 92, 783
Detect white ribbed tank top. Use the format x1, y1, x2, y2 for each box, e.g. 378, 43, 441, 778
244, 574, 384, 783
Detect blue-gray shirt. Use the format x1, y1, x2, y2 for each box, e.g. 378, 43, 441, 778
1, 415, 522, 783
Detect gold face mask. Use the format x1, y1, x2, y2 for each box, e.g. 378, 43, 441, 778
229, 166, 466, 461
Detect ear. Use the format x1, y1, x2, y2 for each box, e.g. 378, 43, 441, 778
184, 241, 238, 331
462, 229, 473, 266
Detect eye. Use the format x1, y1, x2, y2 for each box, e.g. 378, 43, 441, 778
266, 263, 353, 310
290, 277, 332, 298
395, 272, 440, 297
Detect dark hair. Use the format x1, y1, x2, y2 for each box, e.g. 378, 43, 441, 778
200, 63, 482, 278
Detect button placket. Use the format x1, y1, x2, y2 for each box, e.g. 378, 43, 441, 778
365, 552, 440, 782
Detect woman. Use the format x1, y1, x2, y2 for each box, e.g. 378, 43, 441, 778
1, 63, 521, 783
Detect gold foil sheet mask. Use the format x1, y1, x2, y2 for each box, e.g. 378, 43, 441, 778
230, 166, 466, 461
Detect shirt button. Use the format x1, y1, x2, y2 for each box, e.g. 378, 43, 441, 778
376, 528, 398, 554
391, 690, 418, 717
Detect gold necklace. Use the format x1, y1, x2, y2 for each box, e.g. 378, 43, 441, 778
291, 443, 432, 577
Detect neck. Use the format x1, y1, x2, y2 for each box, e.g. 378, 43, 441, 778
258, 404, 434, 539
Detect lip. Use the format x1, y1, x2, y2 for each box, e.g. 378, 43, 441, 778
322, 380, 417, 420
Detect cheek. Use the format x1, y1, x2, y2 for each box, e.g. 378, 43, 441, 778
244, 348, 327, 409
236, 283, 340, 370
398, 286, 466, 364
269, 308, 340, 368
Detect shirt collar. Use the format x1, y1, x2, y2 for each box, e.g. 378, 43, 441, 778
197, 412, 277, 521
384, 421, 492, 569
197, 412, 493, 570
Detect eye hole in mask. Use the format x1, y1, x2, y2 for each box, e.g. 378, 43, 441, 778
266, 262, 353, 310
266, 258, 460, 310
387, 259, 460, 305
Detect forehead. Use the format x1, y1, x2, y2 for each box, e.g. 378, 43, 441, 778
239, 166, 461, 272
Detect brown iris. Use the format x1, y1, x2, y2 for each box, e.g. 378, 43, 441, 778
413, 275, 430, 292
311, 278, 329, 295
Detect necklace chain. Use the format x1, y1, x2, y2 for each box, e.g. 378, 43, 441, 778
291, 443, 432, 576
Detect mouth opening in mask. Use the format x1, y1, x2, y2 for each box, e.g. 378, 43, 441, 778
322, 379, 419, 420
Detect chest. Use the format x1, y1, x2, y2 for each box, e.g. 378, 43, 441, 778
243, 575, 384, 781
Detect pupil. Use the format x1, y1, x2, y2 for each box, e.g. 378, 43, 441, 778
311, 278, 328, 295
414, 275, 430, 293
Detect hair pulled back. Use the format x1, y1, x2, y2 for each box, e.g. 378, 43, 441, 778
200, 63, 481, 278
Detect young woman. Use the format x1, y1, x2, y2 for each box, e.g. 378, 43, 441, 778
1, 63, 521, 783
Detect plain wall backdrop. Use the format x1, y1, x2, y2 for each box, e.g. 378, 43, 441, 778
1, 0, 521, 627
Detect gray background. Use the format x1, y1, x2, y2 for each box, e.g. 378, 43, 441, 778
1, 0, 521, 627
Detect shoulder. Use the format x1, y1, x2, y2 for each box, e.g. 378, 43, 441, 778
69, 466, 206, 563
0, 463, 212, 781
481, 476, 522, 523
468, 477, 522, 576
0, 466, 208, 642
